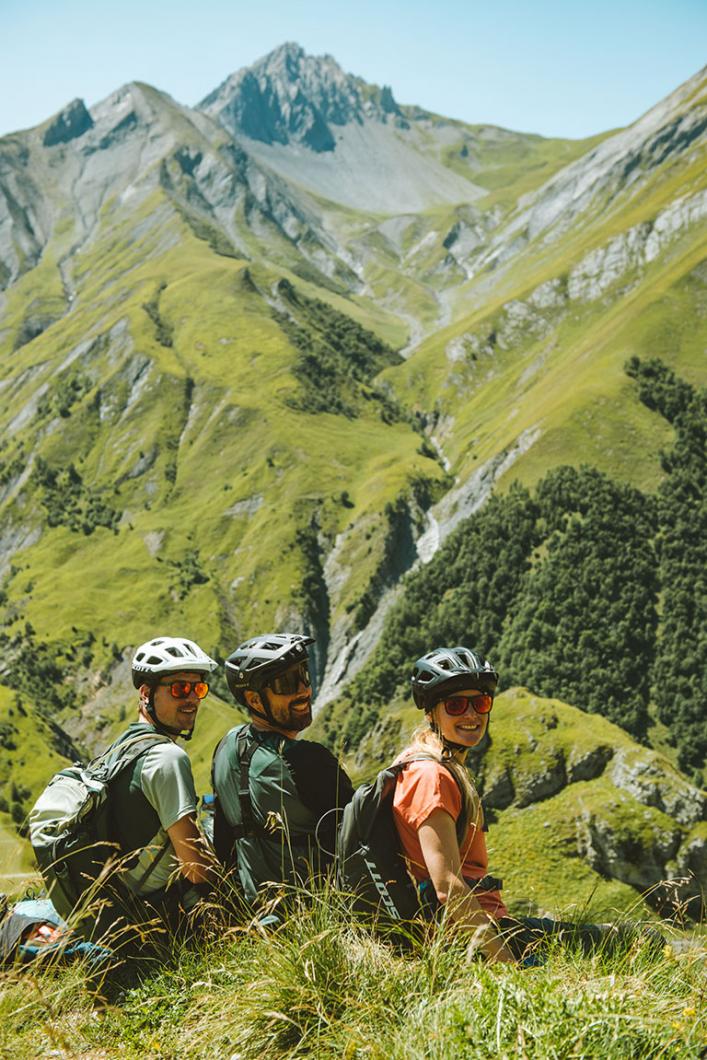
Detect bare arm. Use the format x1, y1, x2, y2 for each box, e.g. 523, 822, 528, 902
418, 809, 516, 964
166, 814, 218, 885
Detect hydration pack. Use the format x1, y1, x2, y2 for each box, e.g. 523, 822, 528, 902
212, 724, 330, 903
29, 730, 170, 921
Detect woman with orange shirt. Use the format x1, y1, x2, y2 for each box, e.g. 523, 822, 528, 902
393, 646, 608, 965
393, 646, 516, 963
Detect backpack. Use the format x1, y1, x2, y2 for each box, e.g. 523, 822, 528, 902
0, 898, 112, 968
28, 730, 171, 921
336, 756, 476, 923
212, 724, 330, 903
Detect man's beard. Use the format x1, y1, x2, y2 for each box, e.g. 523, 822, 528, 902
286, 695, 312, 731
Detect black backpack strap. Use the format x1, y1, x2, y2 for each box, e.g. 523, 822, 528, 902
468, 874, 503, 892
211, 730, 230, 795
213, 726, 271, 841
95, 730, 171, 784
131, 835, 173, 894
237, 727, 260, 837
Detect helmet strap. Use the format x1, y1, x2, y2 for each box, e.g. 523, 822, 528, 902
246, 687, 276, 726
429, 718, 468, 757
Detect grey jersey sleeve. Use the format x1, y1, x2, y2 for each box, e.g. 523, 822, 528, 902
139, 741, 198, 831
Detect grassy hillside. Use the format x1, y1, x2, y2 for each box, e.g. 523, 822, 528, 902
1, 896, 705, 1058
0, 206, 445, 650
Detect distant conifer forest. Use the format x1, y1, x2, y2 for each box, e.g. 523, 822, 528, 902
329, 360, 705, 783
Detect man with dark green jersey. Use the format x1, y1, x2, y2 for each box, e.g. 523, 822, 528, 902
212, 633, 353, 903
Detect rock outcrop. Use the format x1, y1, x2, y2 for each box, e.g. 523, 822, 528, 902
577, 799, 682, 891
610, 750, 706, 827
470, 690, 707, 916
42, 99, 94, 147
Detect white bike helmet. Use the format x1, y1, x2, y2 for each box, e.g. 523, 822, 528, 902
131, 636, 218, 688
131, 636, 218, 740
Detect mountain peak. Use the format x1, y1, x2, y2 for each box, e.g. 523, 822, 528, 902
264, 40, 307, 64
199, 42, 403, 153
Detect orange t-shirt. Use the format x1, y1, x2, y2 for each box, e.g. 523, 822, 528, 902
392, 758, 507, 919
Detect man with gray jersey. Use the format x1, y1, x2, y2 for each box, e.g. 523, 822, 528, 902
106, 635, 219, 917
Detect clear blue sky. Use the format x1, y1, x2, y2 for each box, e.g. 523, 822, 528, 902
2, 0, 705, 139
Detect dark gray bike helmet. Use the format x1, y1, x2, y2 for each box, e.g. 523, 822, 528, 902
225, 633, 314, 701
411, 646, 498, 711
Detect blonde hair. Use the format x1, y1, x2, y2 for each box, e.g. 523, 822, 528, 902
398, 723, 482, 840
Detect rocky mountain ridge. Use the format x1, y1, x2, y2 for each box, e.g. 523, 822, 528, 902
482, 65, 707, 260
200, 41, 405, 152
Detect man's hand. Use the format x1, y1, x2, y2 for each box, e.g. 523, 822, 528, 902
166, 814, 218, 885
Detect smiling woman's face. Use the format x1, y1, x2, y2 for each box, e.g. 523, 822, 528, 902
429, 687, 489, 749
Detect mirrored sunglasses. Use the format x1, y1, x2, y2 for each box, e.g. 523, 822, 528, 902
158, 679, 210, 700
442, 693, 493, 717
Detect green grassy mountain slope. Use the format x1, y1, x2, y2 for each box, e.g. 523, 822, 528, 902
0, 233, 443, 668
0, 46, 704, 891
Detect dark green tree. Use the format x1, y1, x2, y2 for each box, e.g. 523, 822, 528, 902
496, 466, 658, 737
626, 357, 706, 778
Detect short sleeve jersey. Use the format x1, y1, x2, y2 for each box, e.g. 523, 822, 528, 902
392, 759, 507, 918
121, 740, 198, 896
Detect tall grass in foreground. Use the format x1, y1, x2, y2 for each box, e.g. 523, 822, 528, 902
0, 886, 704, 1059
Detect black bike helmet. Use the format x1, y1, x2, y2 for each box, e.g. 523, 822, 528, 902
411, 646, 498, 711
225, 633, 314, 700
